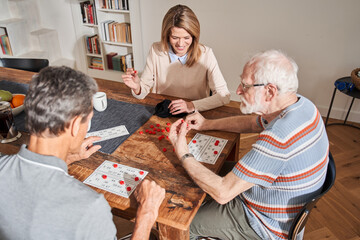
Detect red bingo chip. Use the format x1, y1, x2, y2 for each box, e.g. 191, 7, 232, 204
166, 127, 170, 132
119, 180, 124, 185
192, 140, 197, 143
162, 148, 167, 152
150, 125, 154, 128
161, 129, 165, 132
145, 129, 149, 133
126, 187, 132, 191
134, 177, 139, 181
139, 131, 143, 134
156, 124, 160, 127
214, 151, 218, 155
139, 171, 144, 175
113, 164, 118, 168
166, 122, 171, 126
102, 175, 107, 179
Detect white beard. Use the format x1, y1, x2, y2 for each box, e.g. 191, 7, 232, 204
239, 90, 264, 114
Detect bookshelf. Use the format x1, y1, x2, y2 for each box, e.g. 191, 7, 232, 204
71, 0, 144, 82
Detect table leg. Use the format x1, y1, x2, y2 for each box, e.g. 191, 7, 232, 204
344, 97, 355, 124
158, 223, 189, 240
226, 133, 240, 162
325, 87, 337, 126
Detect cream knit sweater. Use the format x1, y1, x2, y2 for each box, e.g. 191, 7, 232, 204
132, 42, 231, 111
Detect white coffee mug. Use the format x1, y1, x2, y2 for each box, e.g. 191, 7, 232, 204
93, 92, 107, 112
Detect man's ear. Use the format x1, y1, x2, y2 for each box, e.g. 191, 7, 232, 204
69, 116, 82, 137
265, 83, 278, 101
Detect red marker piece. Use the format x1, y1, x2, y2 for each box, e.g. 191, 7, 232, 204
214, 151, 218, 155
139, 131, 143, 134
157, 128, 161, 132
134, 70, 137, 74
134, 177, 139, 181
126, 187, 132, 191
153, 131, 156, 135
150, 125, 154, 128
156, 124, 160, 127
166, 127, 170, 132
167, 122, 171, 126
145, 129, 149, 133
158, 136, 163, 141
119, 180, 124, 185
161, 129, 165, 132
181, 119, 185, 123
139, 171, 144, 175
214, 142, 219, 146
113, 164, 118, 168
102, 175, 107, 179
173, 148, 175, 152
163, 148, 167, 152
192, 140, 197, 143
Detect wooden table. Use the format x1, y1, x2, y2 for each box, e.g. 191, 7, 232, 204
0, 67, 241, 240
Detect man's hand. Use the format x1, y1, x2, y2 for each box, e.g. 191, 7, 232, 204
185, 112, 207, 130
121, 68, 141, 95
131, 179, 165, 240
168, 119, 191, 159
65, 136, 101, 165
169, 99, 195, 114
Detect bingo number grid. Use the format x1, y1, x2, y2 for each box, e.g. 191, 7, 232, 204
84, 160, 148, 198
188, 133, 228, 165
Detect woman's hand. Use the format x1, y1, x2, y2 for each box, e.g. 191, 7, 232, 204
169, 99, 195, 114
121, 68, 141, 95
168, 119, 191, 159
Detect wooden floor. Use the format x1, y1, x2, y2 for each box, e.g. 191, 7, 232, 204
114, 117, 360, 240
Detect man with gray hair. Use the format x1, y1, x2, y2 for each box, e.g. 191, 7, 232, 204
0, 66, 165, 240
169, 50, 329, 240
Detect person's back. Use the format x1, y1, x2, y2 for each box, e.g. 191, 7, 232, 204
0, 146, 116, 240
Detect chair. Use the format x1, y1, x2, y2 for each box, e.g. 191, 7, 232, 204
288, 151, 336, 240
0, 58, 49, 72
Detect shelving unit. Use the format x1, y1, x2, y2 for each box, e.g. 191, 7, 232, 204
71, 0, 144, 82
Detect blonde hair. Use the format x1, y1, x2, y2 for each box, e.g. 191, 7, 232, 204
161, 5, 202, 67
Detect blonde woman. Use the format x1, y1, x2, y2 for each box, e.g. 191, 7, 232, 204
122, 4, 230, 114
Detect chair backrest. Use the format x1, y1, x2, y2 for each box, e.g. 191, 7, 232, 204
0, 58, 49, 72
288, 152, 336, 240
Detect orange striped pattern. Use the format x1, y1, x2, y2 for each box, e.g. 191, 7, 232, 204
234, 162, 275, 183
257, 110, 321, 149
277, 153, 328, 182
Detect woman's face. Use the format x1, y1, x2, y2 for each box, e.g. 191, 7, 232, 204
169, 27, 193, 57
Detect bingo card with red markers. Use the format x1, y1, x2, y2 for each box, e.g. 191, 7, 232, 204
83, 160, 148, 198
188, 133, 228, 165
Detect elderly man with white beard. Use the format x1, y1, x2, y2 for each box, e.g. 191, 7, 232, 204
168, 50, 330, 240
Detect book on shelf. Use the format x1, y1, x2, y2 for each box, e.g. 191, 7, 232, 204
89, 57, 104, 70
110, 53, 133, 72
0, 29, 13, 56
106, 52, 117, 70
85, 35, 101, 54
100, 0, 129, 10
80, 1, 97, 25
101, 21, 131, 43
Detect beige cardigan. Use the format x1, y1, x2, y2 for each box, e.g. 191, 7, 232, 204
132, 42, 231, 111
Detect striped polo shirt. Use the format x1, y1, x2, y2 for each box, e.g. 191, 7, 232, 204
232, 95, 329, 240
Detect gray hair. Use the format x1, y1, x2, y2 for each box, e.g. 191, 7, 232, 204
248, 50, 299, 94
25, 66, 98, 136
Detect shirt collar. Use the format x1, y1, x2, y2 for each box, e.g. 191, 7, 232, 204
168, 44, 188, 65
18, 144, 68, 173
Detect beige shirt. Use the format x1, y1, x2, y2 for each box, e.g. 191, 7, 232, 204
132, 42, 230, 111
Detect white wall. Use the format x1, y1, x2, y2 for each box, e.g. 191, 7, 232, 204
24, 0, 359, 122
139, 0, 360, 123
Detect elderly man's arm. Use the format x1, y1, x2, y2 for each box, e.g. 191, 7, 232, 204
169, 119, 254, 204
185, 112, 262, 134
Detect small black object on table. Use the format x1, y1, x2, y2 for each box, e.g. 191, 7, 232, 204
325, 77, 360, 130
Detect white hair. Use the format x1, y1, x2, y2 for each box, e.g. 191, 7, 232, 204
248, 50, 299, 94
